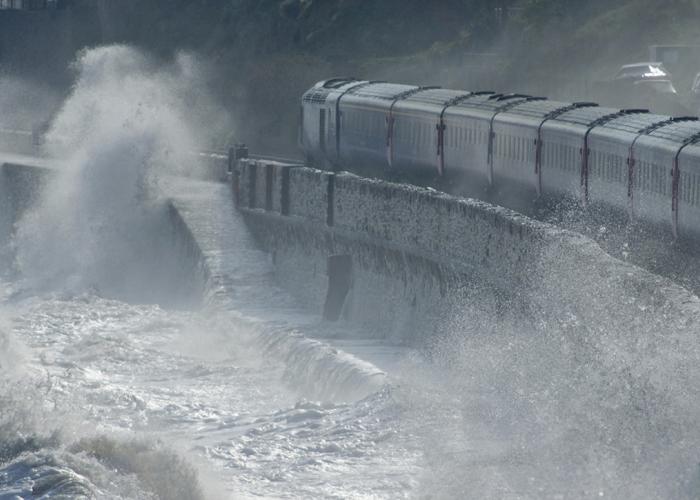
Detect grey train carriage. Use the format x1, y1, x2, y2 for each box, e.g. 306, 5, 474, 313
300, 77, 700, 240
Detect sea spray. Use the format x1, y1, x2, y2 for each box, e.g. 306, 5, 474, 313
13, 45, 223, 299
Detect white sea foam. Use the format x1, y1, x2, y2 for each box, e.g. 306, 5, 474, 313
12, 45, 220, 299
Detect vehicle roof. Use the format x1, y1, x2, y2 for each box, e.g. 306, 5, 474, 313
502, 99, 579, 119
321, 77, 361, 89
646, 119, 700, 143
302, 87, 332, 104
619, 62, 666, 68
452, 93, 538, 112
600, 113, 671, 134
402, 88, 476, 106
552, 105, 623, 126
346, 82, 419, 100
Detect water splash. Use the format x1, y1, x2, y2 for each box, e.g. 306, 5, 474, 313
13, 45, 221, 300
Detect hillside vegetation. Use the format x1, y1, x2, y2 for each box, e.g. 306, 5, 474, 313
2, 0, 700, 152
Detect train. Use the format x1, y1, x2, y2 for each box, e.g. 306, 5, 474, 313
299, 78, 700, 239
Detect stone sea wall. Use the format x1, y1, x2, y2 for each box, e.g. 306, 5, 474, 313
234, 158, 700, 346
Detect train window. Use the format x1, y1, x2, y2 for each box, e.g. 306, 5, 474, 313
560, 144, 565, 168
561, 145, 566, 169
557, 143, 562, 167
602, 153, 607, 180
682, 172, 690, 202
517, 136, 522, 162
570, 146, 575, 170
563, 144, 567, 167
571, 146, 575, 170
689, 174, 694, 203
510, 136, 515, 161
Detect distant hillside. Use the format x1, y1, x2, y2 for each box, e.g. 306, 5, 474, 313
2, 0, 700, 153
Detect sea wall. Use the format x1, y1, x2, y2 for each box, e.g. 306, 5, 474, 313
234, 158, 700, 345
0, 162, 52, 247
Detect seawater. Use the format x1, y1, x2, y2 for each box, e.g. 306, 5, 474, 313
2, 43, 700, 500
0, 289, 419, 499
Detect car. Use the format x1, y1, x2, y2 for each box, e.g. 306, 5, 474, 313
633, 78, 678, 95
691, 72, 700, 96
614, 62, 670, 81
613, 62, 677, 94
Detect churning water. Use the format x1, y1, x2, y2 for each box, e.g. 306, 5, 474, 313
2, 45, 700, 499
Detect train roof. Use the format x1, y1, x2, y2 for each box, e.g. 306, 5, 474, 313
553, 105, 623, 126
320, 77, 362, 89
451, 93, 537, 112
402, 88, 476, 106
646, 118, 700, 143
501, 99, 576, 119
600, 112, 671, 134
346, 82, 419, 100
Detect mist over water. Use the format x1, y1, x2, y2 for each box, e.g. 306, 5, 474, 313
0, 45, 415, 499
12, 46, 211, 300
1, 44, 700, 499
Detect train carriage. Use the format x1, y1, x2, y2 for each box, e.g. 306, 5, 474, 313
632, 120, 700, 231
443, 94, 531, 186
491, 99, 576, 198
300, 78, 700, 240
390, 88, 468, 173
440, 93, 499, 184
300, 80, 347, 166
678, 143, 700, 239
539, 105, 618, 201
338, 82, 419, 167
586, 113, 669, 211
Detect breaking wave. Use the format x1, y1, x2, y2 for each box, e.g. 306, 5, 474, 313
12, 45, 217, 300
